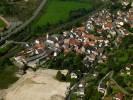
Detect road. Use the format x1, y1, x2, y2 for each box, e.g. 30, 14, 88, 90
0, 3, 110, 60
0, 0, 48, 45
109, 72, 133, 96
98, 71, 113, 89
98, 71, 133, 96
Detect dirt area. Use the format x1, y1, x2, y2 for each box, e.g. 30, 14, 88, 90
4, 69, 70, 100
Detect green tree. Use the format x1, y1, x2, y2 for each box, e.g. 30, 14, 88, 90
56, 71, 66, 81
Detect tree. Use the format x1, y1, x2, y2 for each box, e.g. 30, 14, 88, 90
120, 35, 133, 49
65, 72, 71, 82
56, 71, 66, 81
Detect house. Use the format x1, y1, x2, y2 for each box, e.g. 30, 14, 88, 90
86, 21, 94, 31
88, 54, 96, 62
63, 31, 69, 37
27, 60, 39, 69
114, 92, 125, 100
126, 67, 130, 71
116, 20, 124, 28
69, 38, 81, 47
34, 40, 45, 54
76, 26, 86, 33
109, 30, 117, 37
125, 64, 132, 75
122, 0, 130, 6
83, 41, 95, 47
98, 59, 104, 64
78, 82, 85, 97
81, 46, 86, 53
70, 72, 78, 79
11, 56, 25, 68
103, 22, 113, 30
98, 83, 107, 96
46, 40, 54, 45
53, 52, 57, 57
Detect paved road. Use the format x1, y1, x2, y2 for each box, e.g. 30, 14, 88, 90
98, 71, 133, 96
109, 72, 133, 96
98, 71, 113, 89
66, 73, 90, 100
0, 0, 48, 44
0, 21, 22, 36
0, 2, 111, 60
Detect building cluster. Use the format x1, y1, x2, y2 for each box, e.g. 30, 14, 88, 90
10, 1, 133, 100
86, 8, 132, 39
12, 25, 109, 75
97, 71, 129, 100
12, 6, 132, 76
62, 26, 109, 66
95, 8, 132, 100
12, 27, 107, 74
120, 64, 133, 76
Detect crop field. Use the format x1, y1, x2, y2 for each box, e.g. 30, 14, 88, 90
35, 0, 93, 27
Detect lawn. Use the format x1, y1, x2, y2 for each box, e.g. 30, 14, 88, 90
0, 19, 6, 28
35, 0, 93, 27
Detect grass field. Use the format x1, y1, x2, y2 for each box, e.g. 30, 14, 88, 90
35, 0, 93, 27
0, 19, 6, 28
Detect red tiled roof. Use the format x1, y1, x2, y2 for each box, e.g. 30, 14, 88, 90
69, 38, 81, 46
64, 48, 70, 54
126, 64, 133, 68
76, 26, 86, 32
97, 29, 103, 33
130, 24, 133, 28
34, 43, 44, 50
104, 22, 113, 28
83, 41, 95, 47
89, 54, 96, 59
73, 27, 86, 36
115, 93, 125, 100
64, 39, 70, 44
34, 40, 45, 53
128, 16, 133, 21
82, 33, 96, 40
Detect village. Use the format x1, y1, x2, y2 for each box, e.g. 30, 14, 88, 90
9, 2, 133, 100
12, 5, 132, 75
0, 0, 132, 100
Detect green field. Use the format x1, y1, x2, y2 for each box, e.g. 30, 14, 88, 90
0, 19, 6, 28
35, 0, 93, 27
